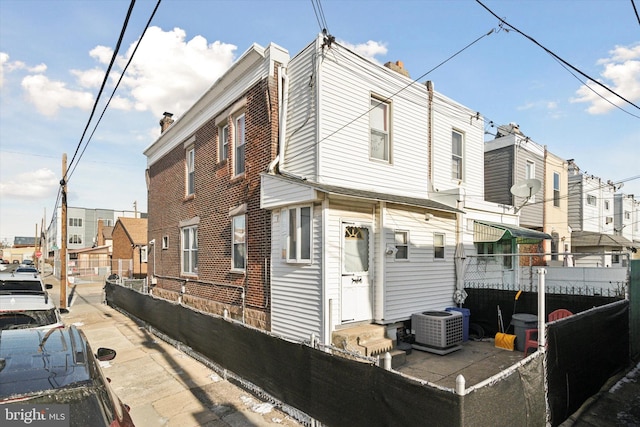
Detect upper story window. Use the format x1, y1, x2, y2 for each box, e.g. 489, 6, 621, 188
186, 146, 195, 196
434, 233, 445, 259
234, 114, 245, 177
219, 124, 229, 162
604, 200, 610, 211
181, 225, 198, 275
625, 211, 631, 220
69, 234, 82, 244
395, 231, 408, 260
162, 235, 169, 250
553, 172, 560, 207
587, 195, 597, 206
69, 218, 83, 227
370, 97, 390, 162
451, 130, 463, 180
287, 206, 312, 262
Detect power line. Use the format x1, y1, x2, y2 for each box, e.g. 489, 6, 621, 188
475, 0, 640, 116
632, 0, 640, 26
68, 0, 162, 182
293, 28, 495, 159
65, 0, 136, 180
310, 0, 329, 34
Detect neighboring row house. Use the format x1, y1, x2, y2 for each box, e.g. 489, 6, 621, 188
144, 33, 551, 345
483, 124, 638, 267
567, 160, 638, 266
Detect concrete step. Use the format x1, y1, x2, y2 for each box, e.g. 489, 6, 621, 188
332, 324, 394, 357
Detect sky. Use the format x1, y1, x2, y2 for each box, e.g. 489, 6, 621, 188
1, 0, 639, 245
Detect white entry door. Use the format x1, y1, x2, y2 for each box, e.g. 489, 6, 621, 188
341, 223, 372, 323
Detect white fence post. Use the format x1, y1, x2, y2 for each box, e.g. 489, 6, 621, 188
537, 268, 546, 351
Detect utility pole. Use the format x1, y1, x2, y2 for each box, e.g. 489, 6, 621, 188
60, 153, 68, 310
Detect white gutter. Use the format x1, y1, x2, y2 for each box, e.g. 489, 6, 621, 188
268, 66, 289, 174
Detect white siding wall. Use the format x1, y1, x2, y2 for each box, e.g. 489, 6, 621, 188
431, 92, 485, 199
283, 41, 317, 179
382, 205, 456, 322
313, 44, 430, 197
583, 177, 604, 232
270, 205, 323, 342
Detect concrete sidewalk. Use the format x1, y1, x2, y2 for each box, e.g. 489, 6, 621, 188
49, 277, 300, 427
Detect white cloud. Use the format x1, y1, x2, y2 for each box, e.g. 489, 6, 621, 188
89, 45, 115, 65
0, 168, 58, 199
338, 39, 388, 64
21, 74, 94, 116
71, 67, 106, 88
115, 26, 237, 118
571, 43, 640, 114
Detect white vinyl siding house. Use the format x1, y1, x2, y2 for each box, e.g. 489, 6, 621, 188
263, 34, 517, 344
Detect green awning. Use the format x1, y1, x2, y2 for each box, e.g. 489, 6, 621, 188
474, 221, 552, 244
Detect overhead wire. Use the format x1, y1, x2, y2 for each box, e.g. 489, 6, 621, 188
65, 0, 137, 181
293, 27, 495, 159
67, 0, 162, 182
632, 0, 640, 26
475, 0, 640, 118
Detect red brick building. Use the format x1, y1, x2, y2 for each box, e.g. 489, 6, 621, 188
144, 44, 289, 329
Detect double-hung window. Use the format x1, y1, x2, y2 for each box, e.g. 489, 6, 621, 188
370, 97, 390, 162
287, 206, 312, 262
587, 195, 597, 206
219, 124, 229, 161
234, 114, 245, 176
186, 146, 195, 196
434, 233, 445, 259
553, 172, 560, 207
181, 225, 198, 275
452, 130, 463, 180
232, 215, 246, 271
395, 231, 408, 260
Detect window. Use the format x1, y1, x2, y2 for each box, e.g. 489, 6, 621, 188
186, 146, 195, 195
604, 200, 610, 210
553, 172, 560, 207
395, 231, 408, 260
162, 236, 169, 249
140, 246, 148, 263
434, 233, 445, 259
69, 218, 83, 227
625, 211, 631, 220
181, 225, 198, 275
232, 215, 246, 271
219, 124, 229, 161
68, 234, 82, 244
287, 206, 311, 262
587, 195, 597, 206
370, 97, 390, 162
525, 160, 535, 202
501, 240, 513, 270
452, 130, 463, 180
234, 114, 245, 176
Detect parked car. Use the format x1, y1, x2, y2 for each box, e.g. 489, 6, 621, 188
14, 266, 39, 275
0, 326, 135, 426
20, 259, 34, 266
0, 272, 62, 330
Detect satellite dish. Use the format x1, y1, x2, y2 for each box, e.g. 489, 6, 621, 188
510, 179, 542, 198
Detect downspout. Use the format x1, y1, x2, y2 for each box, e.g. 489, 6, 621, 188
426, 81, 434, 190
268, 66, 289, 174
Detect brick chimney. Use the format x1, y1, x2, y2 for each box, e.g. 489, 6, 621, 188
160, 112, 174, 133
384, 60, 410, 78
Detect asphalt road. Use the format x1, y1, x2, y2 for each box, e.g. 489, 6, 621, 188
46, 275, 301, 427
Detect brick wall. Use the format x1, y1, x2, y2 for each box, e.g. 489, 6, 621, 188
148, 72, 279, 328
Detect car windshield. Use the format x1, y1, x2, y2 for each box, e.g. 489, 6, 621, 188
3, 385, 117, 426
0, 309, 59, 330
0, 280, 43, 293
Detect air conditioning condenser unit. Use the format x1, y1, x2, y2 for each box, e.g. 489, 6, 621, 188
411, 310, 463, 355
